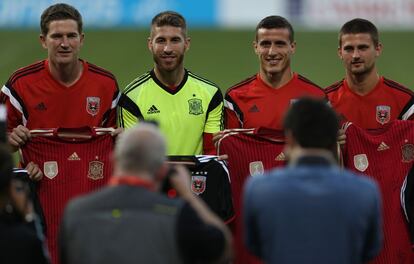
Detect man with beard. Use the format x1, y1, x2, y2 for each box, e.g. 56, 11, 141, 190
119, 11, 223, 155
326, 18, 414, 129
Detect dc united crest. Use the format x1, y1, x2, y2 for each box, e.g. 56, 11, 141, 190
188, 98, 203, 115
86, 97, 101, 116
88, 161, 104, 180
376, 105, 390, 125
191, 176, 206, 195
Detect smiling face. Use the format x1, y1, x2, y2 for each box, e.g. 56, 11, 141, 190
338, 33, 382, 76
148, 25, 190, 73
40, 19, 84, 66
254, 27, 295, 78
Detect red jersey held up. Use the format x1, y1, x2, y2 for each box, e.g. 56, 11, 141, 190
217, 128, 287, 264
21, 127, 115, 264
342, 121, 414, 264
1, 59, 120, 130
224, 73, 326, 129
326, 77, 414, 129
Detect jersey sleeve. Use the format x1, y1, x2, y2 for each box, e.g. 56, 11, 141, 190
117, 93, 142, 129
102, 89, 121, 128
224, 93, 242, 129
400, 96, 414, 121
1, 83, 25, 131
204, 89, 223, 134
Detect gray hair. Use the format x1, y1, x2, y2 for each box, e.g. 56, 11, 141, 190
115, 123, 166, 176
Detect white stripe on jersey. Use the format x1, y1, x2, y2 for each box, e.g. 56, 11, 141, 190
402, 104, 414, 120
1, 85, 27, 126
401, 175, 408, 222
111, 91, 121, 109
195, 155, 230, 183
223, 99, 234, 110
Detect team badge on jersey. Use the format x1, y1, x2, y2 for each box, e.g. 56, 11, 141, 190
191, 176, 207, 195
376, 105, 390, 125
353, 154, 369, 172
86, 97, 101, 116
188, 98, 203, 115
88, 161, 104, 180
44, 161, 58, 179
249, 161, 264, 176
402, 143, 414, 162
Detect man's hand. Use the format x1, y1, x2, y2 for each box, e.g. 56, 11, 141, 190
337, 128, 346, 145
111, 127, 123, 137
212, 131, 225, 147
169, 165, 193, 199
9, 125, 31, 151
25, 162, 43, 181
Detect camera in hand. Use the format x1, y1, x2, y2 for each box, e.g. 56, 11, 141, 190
161, 166, 178, 198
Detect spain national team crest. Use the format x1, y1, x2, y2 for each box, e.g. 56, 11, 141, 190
249, 161, 264, 176
191, 176, 206, 195
86, 97, 101, 116
44, 161, 58, 179
402, 143, 414, 163
188, 98, 203, 115
376, 105, 390, 125
88, 161, 104, 180
353, 154, 369, 172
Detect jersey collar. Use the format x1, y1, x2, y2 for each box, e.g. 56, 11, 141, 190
150, 69, 189, 95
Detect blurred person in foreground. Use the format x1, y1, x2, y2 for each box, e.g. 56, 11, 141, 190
118, 11, 223, 155
0, 144, 49, 264
59, 123, 232, 264
243, 98, 382, 264
326, 18, 414, 130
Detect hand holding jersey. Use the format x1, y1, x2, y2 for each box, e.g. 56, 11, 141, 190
9, 125, 31, 151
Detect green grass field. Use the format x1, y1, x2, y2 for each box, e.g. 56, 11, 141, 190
1, 29, 414, 91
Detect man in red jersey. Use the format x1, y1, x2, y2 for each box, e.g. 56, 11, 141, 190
1, 3, 120, 150
223, 16, 325, 130
326, 18, 414, 129
0, 4, 120, 264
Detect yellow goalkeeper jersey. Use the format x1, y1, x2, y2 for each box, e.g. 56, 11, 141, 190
118, 69, 223, 155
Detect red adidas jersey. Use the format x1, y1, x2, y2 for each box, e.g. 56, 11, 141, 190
224, 73, 326, 129
21, 127, 115, 264
342, 121, 414, 264
326, 77, 414, 129
1, 59, 120, 130
217, 128, 286, 264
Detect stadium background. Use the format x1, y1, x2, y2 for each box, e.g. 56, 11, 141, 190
1, 0, 414, 91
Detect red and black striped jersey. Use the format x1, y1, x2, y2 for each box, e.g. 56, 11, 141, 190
326, 77, 414, 129
217, 128, 286, 264
167, 155, 234, 223
224, 73, 325, 129
342, 121, 414, 264
20, 127, 115, 264
1, 59, 120, 130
